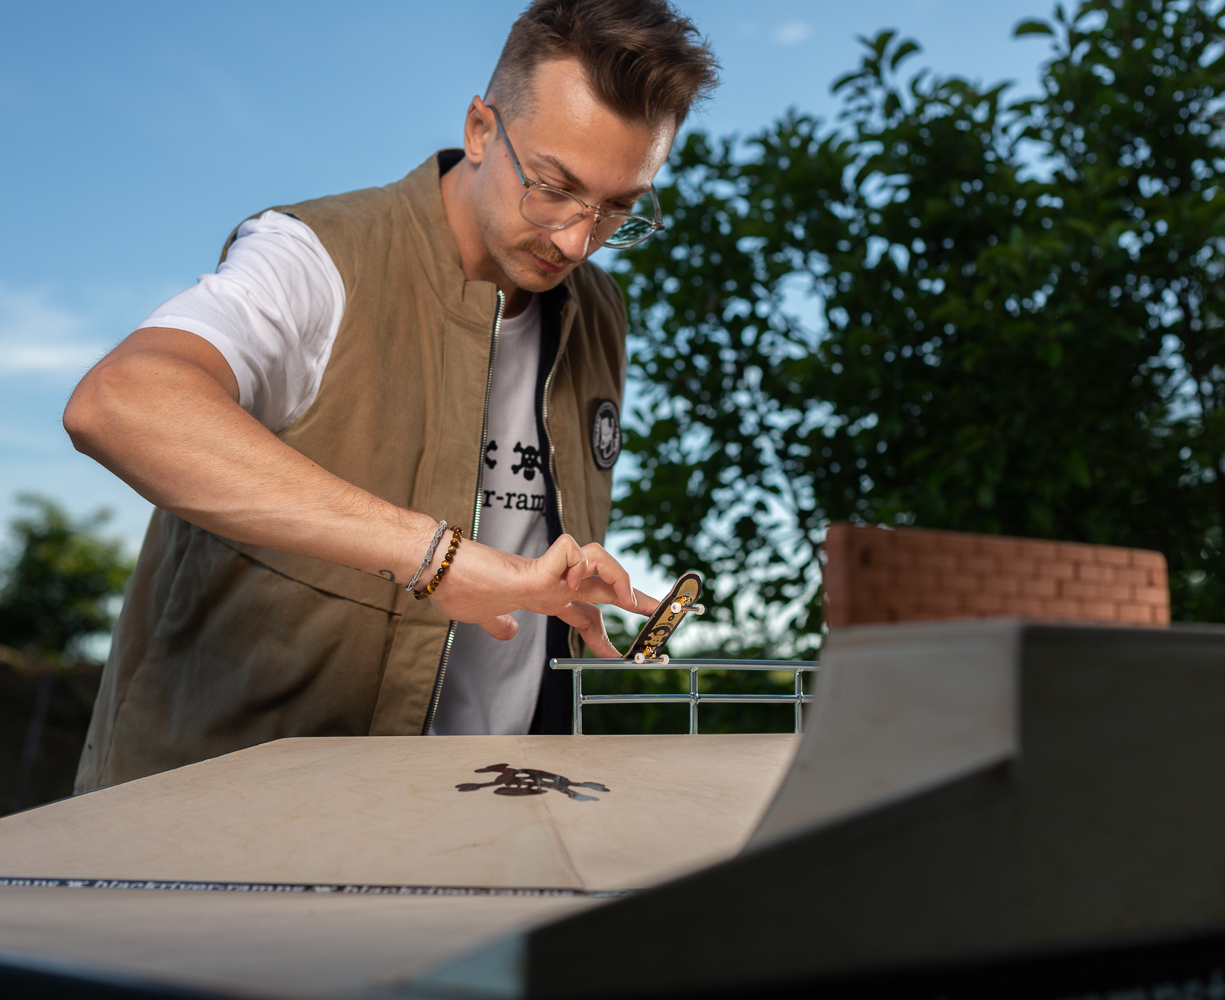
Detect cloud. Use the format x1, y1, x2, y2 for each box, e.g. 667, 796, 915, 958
0, 283, 107, 374
773, 20, 812, 46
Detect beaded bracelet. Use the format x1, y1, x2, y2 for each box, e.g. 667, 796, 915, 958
406, 519, 448, 593
412, 525, 463, 601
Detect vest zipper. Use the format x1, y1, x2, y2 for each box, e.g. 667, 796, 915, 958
540, 328, 579, 657
421, 289, 506, 735
542, 352, 566, 539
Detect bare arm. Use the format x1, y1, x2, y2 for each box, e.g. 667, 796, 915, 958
64, 328, 656, 654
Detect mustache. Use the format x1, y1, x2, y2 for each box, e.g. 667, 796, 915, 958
518, 238, 571, 267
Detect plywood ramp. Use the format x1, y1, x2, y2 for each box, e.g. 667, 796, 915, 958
0, 734, 798, 892
0, 886, 590, 1000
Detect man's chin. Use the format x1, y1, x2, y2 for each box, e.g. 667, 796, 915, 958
512, 254, 575, 291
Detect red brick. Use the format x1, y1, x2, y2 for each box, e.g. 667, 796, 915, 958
903, 571, 942, 594
1076, 563, 1112, 583
1079, 600, 1119, 621
1134, 585, 1167, 605
856, 587, 885, 609
858, 570, 897, 592
976, 536, 1005, 555
1038, 560, 1076, 580
824, 524, 1170, 629
978, 539, 1014, 561
1021, 540, 1061, 562
854, 548, 890, 573
1009, 540, 1042, 560
964, 592, 1008, 613
1023, 577, 1059, 599
1053, 542, 1091, 562
1061, 580, 1107, 601
918, 591, 965, 611
938, 572, 979, 594
982, 575, 1023, 596
961, 536, 984, 554
909, 530, 945, 546
922, 552, 958, 573
825, 525, 853, 562
959, 554, 999, 576
1009, 557, 1042, 579
947, 535, 980, 551
1131, 550, 1167, 573
894, 550, 929, 573
1116, 602, 1155, 625
1095, 547, 1133, 568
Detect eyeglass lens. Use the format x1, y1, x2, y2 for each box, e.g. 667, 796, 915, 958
521, 187, 656, 248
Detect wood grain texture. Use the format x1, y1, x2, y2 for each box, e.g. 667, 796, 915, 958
0, 734, 798, 892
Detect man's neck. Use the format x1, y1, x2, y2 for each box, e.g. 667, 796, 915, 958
439, 157, 533, 318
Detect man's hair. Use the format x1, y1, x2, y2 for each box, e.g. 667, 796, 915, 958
487, 0, 719, 129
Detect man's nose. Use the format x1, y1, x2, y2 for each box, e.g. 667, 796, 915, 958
551, 214, 598, 261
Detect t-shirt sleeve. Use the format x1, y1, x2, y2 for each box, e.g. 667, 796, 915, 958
136, 210, 345, 432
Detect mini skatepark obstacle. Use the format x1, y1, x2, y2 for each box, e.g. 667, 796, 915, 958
416, 619, 1225, 999
0, 734, 799, 997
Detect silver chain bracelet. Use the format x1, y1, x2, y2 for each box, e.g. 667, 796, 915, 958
406, 519, 449, 592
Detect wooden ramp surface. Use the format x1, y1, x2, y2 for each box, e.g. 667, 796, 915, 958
0, 887, 590, 1000
0, 733, 797, 998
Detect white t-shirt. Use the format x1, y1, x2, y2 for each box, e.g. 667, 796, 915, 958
138, 209, 550, 735
141, 211, 345, 433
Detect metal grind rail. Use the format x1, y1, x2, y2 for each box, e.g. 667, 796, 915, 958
548, 659, 819, 735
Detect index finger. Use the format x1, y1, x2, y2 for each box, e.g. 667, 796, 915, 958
577, 543, 637, 610
632, 588, 660, 615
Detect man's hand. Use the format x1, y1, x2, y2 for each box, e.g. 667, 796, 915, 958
429, 534, 659, 657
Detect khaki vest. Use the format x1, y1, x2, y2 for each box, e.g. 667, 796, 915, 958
76, 153, 626, 791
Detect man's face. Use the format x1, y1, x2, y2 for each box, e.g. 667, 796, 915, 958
469, 59, 675, 293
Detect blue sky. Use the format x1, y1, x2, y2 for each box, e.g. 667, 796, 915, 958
1, 0, 1056, 585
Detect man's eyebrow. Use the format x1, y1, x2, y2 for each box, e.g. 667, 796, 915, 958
535, 153, 649, 203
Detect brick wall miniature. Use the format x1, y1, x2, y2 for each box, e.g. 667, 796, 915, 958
823, 522, 1170, 628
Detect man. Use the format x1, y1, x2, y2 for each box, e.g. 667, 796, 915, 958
64, 0, 719, 790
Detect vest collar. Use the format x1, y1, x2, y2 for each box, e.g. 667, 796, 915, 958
397, 152, 585, 339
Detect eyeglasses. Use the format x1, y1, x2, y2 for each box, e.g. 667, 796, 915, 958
489, 105, 664, 250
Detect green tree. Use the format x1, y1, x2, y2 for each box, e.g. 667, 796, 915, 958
610, 0, 1225, 654
1016, 0, 1225, 615
0, 494, 132, 667
0, 495, 133, 812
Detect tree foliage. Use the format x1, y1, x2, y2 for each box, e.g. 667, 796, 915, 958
0, 495, 133, 813
0, 494, 133, 666
611, 0, 1225, 650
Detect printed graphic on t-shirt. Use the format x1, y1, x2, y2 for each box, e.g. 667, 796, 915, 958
483, 439, 547, 519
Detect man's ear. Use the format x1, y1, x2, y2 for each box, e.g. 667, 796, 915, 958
463, 97, 497, 165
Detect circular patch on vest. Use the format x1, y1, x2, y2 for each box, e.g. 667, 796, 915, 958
590, 400, 622, 470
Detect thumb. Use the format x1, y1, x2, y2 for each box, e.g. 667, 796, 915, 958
477, 614, 519, 641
